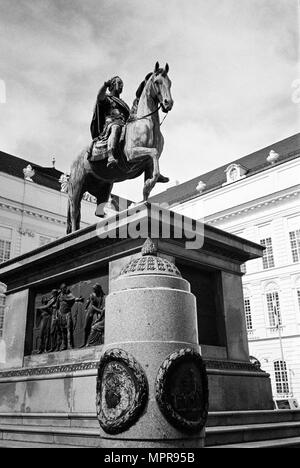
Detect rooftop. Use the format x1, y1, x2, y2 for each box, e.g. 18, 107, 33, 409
150, 133, 300, 205
0, 150, 131, 207
0, 150, 62, 191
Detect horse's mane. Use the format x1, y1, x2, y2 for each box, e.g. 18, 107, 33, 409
135, 72, 153, 99
130, 70, 163, 117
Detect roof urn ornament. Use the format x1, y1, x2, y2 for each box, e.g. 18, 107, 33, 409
196, 180, 207, 194
267, 150, 279, 165
23, 165, 35, 182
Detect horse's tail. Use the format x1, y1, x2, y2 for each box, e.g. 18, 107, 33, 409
66, 148, 88, 234
66, 197, 72, 234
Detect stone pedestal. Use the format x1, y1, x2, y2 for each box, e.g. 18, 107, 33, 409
0, 203, 274, 441
97, 239, 208, 447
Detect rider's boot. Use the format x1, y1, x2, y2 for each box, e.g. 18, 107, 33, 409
87, 140, 95, 160
107, 149, 119, 169
107, 126, 120, 168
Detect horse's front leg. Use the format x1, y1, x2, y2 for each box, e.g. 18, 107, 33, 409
127, 146, 160, 200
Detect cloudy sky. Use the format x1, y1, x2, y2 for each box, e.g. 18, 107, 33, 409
0, 0, 299, 201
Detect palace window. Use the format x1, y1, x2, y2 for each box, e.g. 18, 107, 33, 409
244, 297, 253, 331
289, 229, 300, 263
297, 289, 300, 311
260, 237, 275, 269
0, 226, 12, 264
266, 291, 282, 328
274, 361, 289, 395
0, 295, 5, 339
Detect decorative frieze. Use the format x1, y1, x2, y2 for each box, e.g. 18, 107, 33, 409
0, 361, 99, 379
0, 358, 264, 380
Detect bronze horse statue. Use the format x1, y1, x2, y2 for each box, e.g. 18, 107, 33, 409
67, 62, 173, 233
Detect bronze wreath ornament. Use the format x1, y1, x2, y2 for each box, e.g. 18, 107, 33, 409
155, 348, 209, 432
97, 348, 148, 434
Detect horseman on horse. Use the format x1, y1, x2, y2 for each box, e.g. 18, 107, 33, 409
67, 62, 173, 234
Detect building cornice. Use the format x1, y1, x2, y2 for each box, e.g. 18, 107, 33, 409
168, 150, 300, 207
206, 186, 300, 225
0, 171, 96, 205
0, 199, 67, 226
241, 261, 300, 282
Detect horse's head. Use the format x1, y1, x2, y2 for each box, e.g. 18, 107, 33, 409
150, 62, 173, 113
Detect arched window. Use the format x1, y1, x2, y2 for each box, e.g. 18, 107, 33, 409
274, 360, 290, 395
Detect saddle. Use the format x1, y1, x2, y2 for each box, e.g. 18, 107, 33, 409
88, 127, 126, 163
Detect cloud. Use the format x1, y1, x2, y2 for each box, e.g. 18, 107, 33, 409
0, 0, 299, 201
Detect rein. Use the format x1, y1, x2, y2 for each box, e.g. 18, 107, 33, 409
159, 112, 168, 127
130, 103, 162, 122
130, 103, 168, 126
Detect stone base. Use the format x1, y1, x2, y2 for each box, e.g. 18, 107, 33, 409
0, 352, 273, 414
100, 434, 205, 449
0, 204, 274, 436
207, 368, 274, 411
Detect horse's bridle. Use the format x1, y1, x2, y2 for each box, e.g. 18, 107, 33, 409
129, 73, 169, 126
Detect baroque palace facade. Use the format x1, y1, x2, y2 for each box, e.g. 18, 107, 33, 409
152, 133, 300, 404
1, 134, 300, 404
0, 151, 124, 347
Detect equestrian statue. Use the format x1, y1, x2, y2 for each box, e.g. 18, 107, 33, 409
66, 62, 173, 234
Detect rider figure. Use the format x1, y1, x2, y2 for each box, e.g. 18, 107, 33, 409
90, 76, 130, 168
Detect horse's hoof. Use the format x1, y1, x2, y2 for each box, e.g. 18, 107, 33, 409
157, 174, 169, 183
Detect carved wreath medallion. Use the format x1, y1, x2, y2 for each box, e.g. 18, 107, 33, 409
96, 348, 148, 434
155, 348, 209, 432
